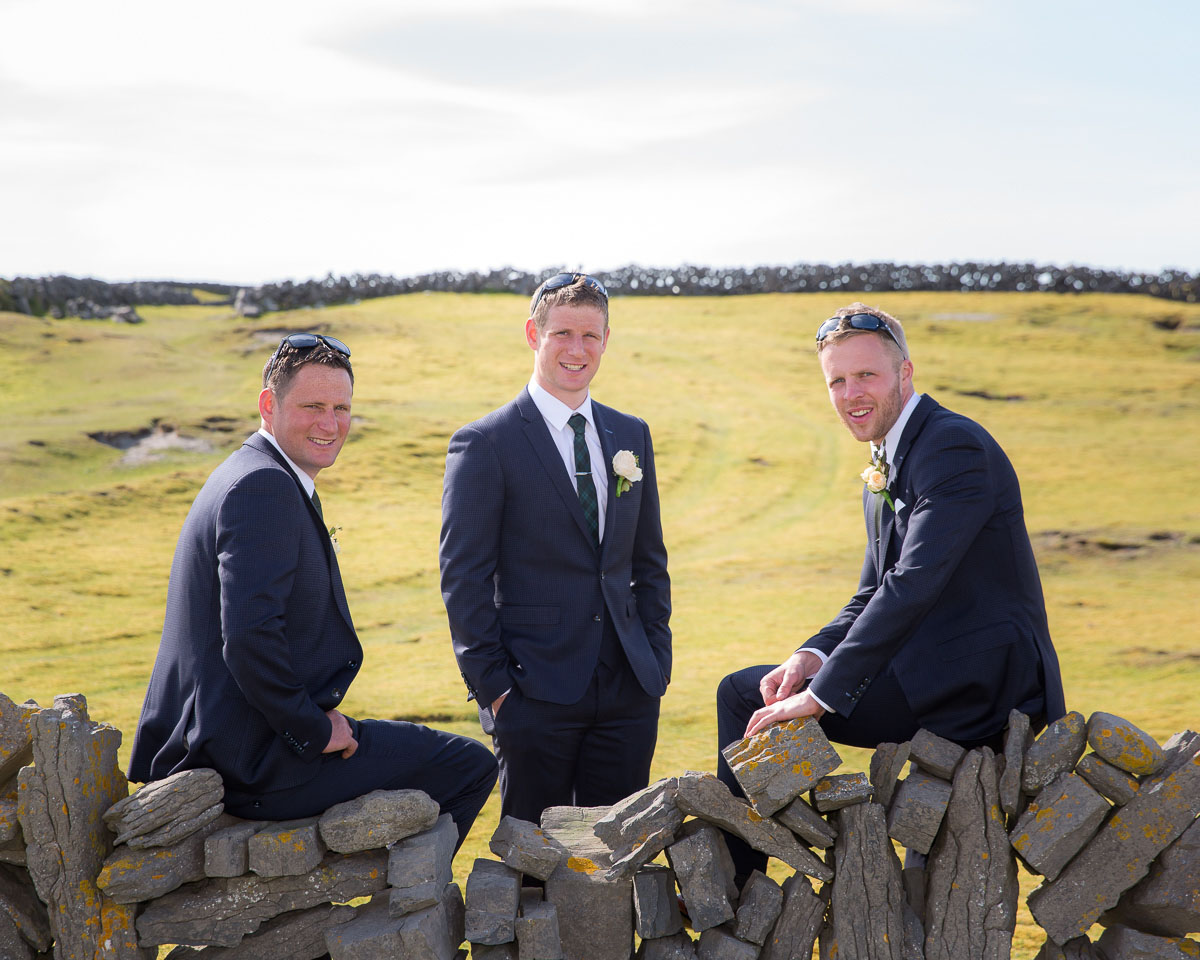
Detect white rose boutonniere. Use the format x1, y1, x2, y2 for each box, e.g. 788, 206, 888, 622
860, 458, 895, 511
328, 524, 343, 555
612, 450, 643, 497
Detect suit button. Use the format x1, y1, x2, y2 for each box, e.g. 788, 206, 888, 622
348, 660, 358, 668
332, 689, 342, 700
600, 571, 606, 580
593, 614, 601, 622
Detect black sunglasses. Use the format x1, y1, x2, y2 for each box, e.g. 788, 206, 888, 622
815, 313, 901, 349
264, 333, 351, 385
529, 273, 609, 316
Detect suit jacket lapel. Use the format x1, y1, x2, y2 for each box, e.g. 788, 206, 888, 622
594, 404, 618, 559
243, 432, 355, 630
877, 395, 938, 571
515, 390, 598, 548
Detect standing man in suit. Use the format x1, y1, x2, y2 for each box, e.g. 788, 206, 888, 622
440, 273, 672, 823
130, 334, 497, 847
716, 303, 1065, 868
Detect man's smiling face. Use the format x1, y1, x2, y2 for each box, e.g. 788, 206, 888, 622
526, 303, 609, 408
820, 333, 913, 444
259, 363, 353, 479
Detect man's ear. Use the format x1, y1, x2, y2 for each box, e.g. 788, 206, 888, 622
525, 316, 540, 351
258, 388, 275, 430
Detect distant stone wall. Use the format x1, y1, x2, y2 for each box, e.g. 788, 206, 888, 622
3, 261, 1197, 322
1, 692, 1197, 959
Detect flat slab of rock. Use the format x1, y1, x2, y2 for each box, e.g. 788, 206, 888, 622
722, 717, 841, 817
1102, 816, 1200, 937
248, 818, 326, 877
1001, 710, 1033, 819
105, 767, 225, 848
811, 771, 872, 812
541, 806, 632, 960
1010, 773, 1109, 880
887, 768, 952, 855
593, 778, 682, 879
136, 849, 389, 947
1023, 711, 1087, 795
390, 813, 457, 916
637, 932, 698, 960
205, 820, 264, 878
909, 728, 966, 780
0, 861, 52, 954
774, 795, 837, 848
164, 903, 356, 959
490, 816, 565, 882
828, 802, 906, 960
0, 694, 37, 787
733, 870, 783, 946
327, 889, 465, 960
17, 694, 148, 959
665, 822, 738, 933
98, 813, 240, 902
633, 863, 683, 940
465, 858, 521, 945
1027, 736, 1200, 945
869, 741, 910, 809
696, 926, 759, 960
925, 749, 1018, 960
758, 873, 825, 960
516, 900, 562, 960
1095, 924, 1200, 960
1076, 754, 1140, 806
0, 798, 18, 846
318, 788, 439, 853
1087, 712, 1165, 777
675, 771, 832, 881
1032, 935, 1107, 960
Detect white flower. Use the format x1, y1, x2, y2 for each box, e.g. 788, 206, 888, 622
612, 450, 642, 497
860, 466, 887, 494
328, 524, 342, 555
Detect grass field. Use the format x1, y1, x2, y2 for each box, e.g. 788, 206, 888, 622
2, 290, 1198, 957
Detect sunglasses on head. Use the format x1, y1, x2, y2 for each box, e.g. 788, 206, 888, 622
815, 313, 901, 349
529, 273, 609, 316
264, 333, 351, 386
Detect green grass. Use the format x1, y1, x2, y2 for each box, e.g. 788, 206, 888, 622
2, 290, 1198, 958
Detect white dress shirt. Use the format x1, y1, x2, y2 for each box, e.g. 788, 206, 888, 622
258, 427, 317, 501
528, 380, 609, 542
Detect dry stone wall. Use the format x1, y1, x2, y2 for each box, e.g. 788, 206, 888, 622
1, 690, 1196, 960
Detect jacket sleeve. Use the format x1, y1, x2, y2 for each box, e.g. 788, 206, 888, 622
630, 419, 672, 681
439, 424, 514, 707
216, 468, 332, 758
807, 423, 995, 717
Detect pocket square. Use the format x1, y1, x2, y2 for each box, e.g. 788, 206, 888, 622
894, 498, 907, 513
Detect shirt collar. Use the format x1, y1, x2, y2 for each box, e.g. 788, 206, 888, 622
528, 379, 594, 433
257, 427, 316, 498
872, 391, 922, 468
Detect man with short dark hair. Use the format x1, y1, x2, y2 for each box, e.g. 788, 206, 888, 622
130, 334, 497, 847
440, 273, 672, 824
716, 302, 1064, 868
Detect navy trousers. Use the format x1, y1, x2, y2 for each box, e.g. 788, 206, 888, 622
716, 663, 1006, 880
223, 718, 498, 851
491, 625, 660, 825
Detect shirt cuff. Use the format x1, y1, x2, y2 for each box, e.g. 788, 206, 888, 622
808, 689, 835, 715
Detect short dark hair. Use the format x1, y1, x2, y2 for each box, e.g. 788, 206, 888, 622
530, 276, 609, 330
262, 339, 354, 396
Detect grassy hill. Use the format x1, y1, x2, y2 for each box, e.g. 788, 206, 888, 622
2, 290, 1198, 957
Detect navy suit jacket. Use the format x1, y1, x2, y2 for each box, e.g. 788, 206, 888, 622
804, 395, 1066, 742
439, 388, 671, 723
129, 432, 363, 794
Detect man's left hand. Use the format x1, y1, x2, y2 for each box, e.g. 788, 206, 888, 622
323, 709, 359, 759
744, 690, 826, 738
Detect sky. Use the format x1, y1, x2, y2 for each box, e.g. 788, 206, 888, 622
1, 0, 1196, 286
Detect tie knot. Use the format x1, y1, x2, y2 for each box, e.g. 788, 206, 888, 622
569, 413, 587, 438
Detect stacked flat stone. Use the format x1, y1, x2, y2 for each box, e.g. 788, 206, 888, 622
103, 778, 453, 959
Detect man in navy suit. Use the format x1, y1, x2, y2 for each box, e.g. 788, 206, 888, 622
440, 273, 671, 823
717, 303, 1065, 863
130, 334, 497, 846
